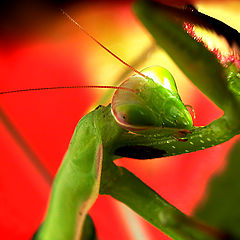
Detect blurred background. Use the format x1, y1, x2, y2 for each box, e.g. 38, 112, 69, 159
0, 0, 239, 239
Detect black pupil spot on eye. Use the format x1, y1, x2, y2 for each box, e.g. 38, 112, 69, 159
122, 115, 126, 119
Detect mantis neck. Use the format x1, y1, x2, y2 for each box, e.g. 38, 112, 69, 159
35, 105, 121, 240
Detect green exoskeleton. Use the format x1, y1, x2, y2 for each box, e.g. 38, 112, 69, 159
112, 66, 193, 131
2, 1, 240, 240
34, 63, 194, 240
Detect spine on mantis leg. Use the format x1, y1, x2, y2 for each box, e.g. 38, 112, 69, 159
34, 110, 103, 240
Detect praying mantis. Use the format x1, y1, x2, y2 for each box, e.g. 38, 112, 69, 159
1, 0, 240, 240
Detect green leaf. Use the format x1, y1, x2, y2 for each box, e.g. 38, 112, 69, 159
194, 140, 240, 239
133, 0, 234, 111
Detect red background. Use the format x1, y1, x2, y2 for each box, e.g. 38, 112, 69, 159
0, 1, 239, 239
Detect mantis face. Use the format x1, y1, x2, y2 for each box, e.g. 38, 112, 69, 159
112, 66, 193, 131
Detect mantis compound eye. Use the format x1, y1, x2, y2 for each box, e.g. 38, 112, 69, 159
111, 66, 193, 131
111, 74, 157, 131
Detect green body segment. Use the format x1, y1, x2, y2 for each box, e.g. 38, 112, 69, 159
112, 66, 193, 131
34, 106, 125, 240
36, 111, 103, 240
225, 63, 240, 97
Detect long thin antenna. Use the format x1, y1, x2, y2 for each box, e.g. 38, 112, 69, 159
60, 9, 148, 79
0, 85, 135, 95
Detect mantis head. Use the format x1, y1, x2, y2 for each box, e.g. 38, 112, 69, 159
58, 10, 193, 133
111, 66, 193, 131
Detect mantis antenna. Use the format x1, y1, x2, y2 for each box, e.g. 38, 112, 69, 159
60, 9, 148, 79
0, 86, 135, 95
0, 10, 146, 95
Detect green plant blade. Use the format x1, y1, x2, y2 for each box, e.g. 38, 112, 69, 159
133, 0, 234, 111
194, 140, 240, 239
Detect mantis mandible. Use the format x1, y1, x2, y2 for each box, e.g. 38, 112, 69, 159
1, 1, 240, 240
